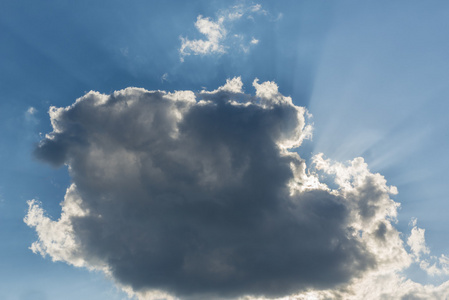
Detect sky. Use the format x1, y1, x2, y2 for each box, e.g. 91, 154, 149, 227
1, 1, 449, 299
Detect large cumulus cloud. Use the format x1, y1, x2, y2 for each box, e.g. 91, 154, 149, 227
25, 78, 446, 300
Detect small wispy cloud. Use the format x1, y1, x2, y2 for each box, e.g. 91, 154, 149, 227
120, 47, 129, 57
161, 72, 169, 82
25, 106, 38, 123
26, 107, 37, 116
179, 3, 269, 61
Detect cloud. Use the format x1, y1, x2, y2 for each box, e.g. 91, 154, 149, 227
179, 15, 227, 61
406, 221, 449, 278
408, 224, 430, 260
250, 38, 259, 45
26, 107, 37, 115
26, 78, 449, 300
25, 106, 39, 123
179, 4, 268, 61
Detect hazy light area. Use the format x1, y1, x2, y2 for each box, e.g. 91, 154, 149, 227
307, 1, 449, 256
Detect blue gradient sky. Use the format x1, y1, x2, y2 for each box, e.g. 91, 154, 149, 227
1, 0, 449, 298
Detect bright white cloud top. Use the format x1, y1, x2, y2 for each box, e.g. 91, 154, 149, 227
25, 78, 449, 300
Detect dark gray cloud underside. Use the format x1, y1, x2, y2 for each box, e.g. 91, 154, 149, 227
29, 82, 392, 299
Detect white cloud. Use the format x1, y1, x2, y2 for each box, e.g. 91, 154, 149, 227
27, 78, 449, 300
179, 15, 227, 61
209, 76, 244, 93
250, 38, 259, 45
25, 106, 39, 123
406, 220, 449, 277
250, 4, 262, 13
408, 225, 430, 260
27, 107, 37, 115
179, 4, 268, 61
24, 185, 95, 269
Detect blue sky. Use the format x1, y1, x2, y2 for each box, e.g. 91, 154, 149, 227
1, 1, 449, 299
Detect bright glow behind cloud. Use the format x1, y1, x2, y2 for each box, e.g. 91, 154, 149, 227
26, 78, 449, 300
